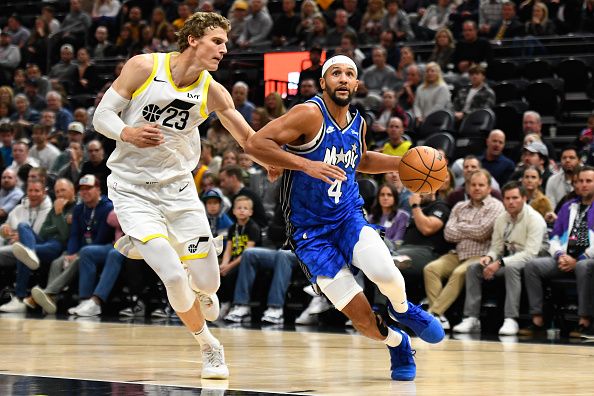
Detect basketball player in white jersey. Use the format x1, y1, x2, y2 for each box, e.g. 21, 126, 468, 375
91, 12, 287, 379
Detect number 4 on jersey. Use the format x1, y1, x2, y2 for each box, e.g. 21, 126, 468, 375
328, 179, 343, 204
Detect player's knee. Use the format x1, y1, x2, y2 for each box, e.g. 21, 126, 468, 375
160, 267, 188, 290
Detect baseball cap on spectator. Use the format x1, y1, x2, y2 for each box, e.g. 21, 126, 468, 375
523, 141, 548, 157
68, 121, 84, 134
232, 0, 249, 10
79, 174, 100, 188
201, 189, 223, 203
61, 44, 74, 53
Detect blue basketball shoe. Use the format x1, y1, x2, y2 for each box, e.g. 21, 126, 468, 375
388, 326, 416, 381
388, 301, 445, 344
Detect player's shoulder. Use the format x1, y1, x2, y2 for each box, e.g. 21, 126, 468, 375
124, 53, 156, 73
288, 102, 323, 119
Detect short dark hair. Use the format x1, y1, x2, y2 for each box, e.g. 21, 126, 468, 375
220, 165, 244, 180
561, 145, 579, 157
502, 180, 526, 197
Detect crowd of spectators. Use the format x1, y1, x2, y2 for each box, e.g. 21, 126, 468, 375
0, 0, 593, 337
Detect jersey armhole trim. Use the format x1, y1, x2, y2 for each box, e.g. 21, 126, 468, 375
199, 74, 212, 118
131, 53, 158, 99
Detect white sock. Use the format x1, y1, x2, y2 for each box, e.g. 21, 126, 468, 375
193, 324, 221, 349
384, 327, 403, 347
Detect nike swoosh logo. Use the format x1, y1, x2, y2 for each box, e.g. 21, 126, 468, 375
153, 76, 166, 83
179, 182, 189, 192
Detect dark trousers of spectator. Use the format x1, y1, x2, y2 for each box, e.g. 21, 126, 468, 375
219, 267, 239, 304
233, 248, 297, 308
122, 258, 162, 303
78, 244, 124, 302
15, 223, 63, 298
524, 257, 594, 317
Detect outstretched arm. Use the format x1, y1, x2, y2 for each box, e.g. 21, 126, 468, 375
358, 121, 401, 174
208, 80, 254, 149
246, 104, 346, 184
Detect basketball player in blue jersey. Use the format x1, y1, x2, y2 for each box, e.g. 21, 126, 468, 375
246, 55, 445, 381
92, 13, 277, 379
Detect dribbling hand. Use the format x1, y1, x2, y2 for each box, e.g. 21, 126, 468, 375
304, 160, 347, 185
121, 124, 164, 148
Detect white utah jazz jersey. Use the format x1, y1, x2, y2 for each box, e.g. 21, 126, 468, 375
108, 52, 212, 184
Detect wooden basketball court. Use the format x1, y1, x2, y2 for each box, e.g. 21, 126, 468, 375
1, 315, 594, 395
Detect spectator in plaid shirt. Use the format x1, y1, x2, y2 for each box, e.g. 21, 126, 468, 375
423, 169, 504, 329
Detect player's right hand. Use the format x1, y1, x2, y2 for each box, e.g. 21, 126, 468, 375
121, 124, 164, 148
304, 160, 347, 185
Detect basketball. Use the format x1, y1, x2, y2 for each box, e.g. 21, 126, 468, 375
398, 146, 448, 194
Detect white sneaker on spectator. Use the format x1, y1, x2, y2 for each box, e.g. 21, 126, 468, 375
31, 286, 56, 314
12, 242, 40, 270
498, 318, 519, 336
436, 314, 450, 330
224, 305, 250, 323
453, 317, 481, 333
261, 307, 283, 324
0, 295, 26, 313
76, 299, 101, 317
307, 296, 332, 314
68, 301, 87, 315
201, 344, 229, 379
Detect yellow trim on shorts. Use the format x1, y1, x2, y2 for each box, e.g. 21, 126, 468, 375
199, 74, 212, 119
140, 234, 169, 243
132, 53, 158, 99
165, 52, 205, 92
180, 252, 209, 260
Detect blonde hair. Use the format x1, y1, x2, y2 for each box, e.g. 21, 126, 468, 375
434, 28, 455, 49
234, 195, 254, 209
532, 2, 549, 23
177, 12, 230, 52
423, 62, 445, 87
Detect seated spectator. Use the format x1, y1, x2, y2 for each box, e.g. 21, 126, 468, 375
452, 20, 493, 73
201, 172, 231, 213
0, 180, 52, 313
91, 26, 113, 59
3, 14, 30, 49
48, 44, 78, 91
0, 123, 15, 166
263, 92, 286, 120
218, 196, 262, 312
56, 142, 84, 184
521, 110, 556, 161
9, 179, 75, 309
219, 165, 268, 227
202, 189, 233, 238
478, 0, 503, 36
454, 181, 547, 335
50, 121, 85, 174
25, 64, 50, 97
270, 0, 300, 47
546, 146, 581, 208
382, 117, 412, 157
80, 140, 110, 195
453, 64, 495, 122
520, 166, 594, 338
41, 5, 60, 35
358, 47, 399, 96
424, 169, 504, 328
359, 0, 386, 44
524, 2, 556, 36
302, 14, 329, 48
368, 184, 410, 246
8, 141, 40, 179
413, 62, 451, 124
398, 64, 422, 111
0, 169, 24, 223
29, 175, 114, 314
416, 0, 453, 40
10, 94, 40, 129
391, 192, 451, 303
68, 210, 124, 317
29, 124, 60, 171
448, 155, 501, 207
429, 28, 456, 71
395, 46, 416, 81
335, 32, 366, 70
45, 91, 73, 135
22, 19, 49, 82
288, 78, 318, 109
327, 9, 358, 48
521, 166, 553, 219
52, 0, 92, 50
237, 0, 273, 48
222, 147, 240, 168
298, 45, 323, 91
480, 130, 515, 187
382, 0, 414, 41
251, 107, 272, 131
0, 33, 21, 86
109, 23, 134, 58
343, 0, 363, 31
490, 1, 524, 39
227, 1, 248, 47
510, 141, 553, 187
297, 0, 321, 39
72, 48, 99, 95
384, 170, 413, 213
373, 90, 407, 135
232, 82, 255, 125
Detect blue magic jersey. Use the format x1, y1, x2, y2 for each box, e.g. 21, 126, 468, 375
281, 96, 365, 232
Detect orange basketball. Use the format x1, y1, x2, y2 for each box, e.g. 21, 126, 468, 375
398, 146, 448, 194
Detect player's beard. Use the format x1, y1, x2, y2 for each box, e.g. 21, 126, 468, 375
327, 86, 353, 107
